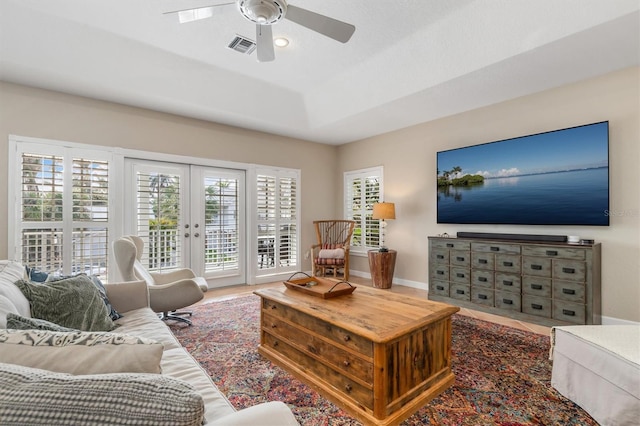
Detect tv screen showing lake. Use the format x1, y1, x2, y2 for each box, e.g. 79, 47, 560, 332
437, 167, 609, 225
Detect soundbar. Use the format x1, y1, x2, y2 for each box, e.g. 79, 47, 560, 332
456, 232, 567, 243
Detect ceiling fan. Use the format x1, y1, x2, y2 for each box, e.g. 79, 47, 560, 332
164, 0, 356, 62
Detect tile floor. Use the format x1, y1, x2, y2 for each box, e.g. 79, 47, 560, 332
198, 276, 551, 337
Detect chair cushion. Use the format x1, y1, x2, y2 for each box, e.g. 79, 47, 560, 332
14, 275, 115, 332
318, 248, 345, 259
0, 363, 204, 426
0, 328, 164, 375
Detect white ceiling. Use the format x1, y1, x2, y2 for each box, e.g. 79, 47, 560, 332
1, 0, 638, 145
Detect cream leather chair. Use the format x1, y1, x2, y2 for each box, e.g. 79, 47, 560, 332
113, 235, 208, 325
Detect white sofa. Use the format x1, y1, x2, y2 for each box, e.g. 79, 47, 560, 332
0, 260, 299, 425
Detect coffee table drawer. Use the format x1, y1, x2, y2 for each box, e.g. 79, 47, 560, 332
262, 299, 373, 357
263, 332, 374, 409
263, 312, 373, 382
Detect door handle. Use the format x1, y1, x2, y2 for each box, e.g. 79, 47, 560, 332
185, 233, 190, 238
194, 232, 200, 238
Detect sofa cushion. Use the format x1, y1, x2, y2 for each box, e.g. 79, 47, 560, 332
6, 313, 75, 331
0, 328, 164, 374
14, 275, 115, 331
0, 362, 204, 426
0, 261, 31, 318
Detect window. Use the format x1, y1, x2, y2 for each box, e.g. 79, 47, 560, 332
256, 169, 299, 274
11, 140, 113, 278
344, 166, 382, 253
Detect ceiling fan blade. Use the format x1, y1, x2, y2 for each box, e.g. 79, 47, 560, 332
163, 2, 235, 24
285, 5, 355, 43
256, 24, 275, 62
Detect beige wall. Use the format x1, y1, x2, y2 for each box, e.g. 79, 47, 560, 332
0, 81, 338, 270
338, 66, 640, 323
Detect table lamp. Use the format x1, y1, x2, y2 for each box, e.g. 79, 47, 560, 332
372, 202, 395, 252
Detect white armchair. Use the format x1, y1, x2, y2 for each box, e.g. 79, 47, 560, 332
113, 235, 207, 325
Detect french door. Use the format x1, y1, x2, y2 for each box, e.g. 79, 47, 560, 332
125, 160, 245, 288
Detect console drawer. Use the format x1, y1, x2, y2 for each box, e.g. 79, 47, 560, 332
553, 301, 586, 324
552, 280, 585, 303
430, 249, 449, 264
552, 260, 586, 282
522, 246, 585, 260
495, 291, 521, 311
431, 265, 449, 281
449, 284, 470, 301
495, 273, 521, 293
522, 276, 552, 297
471, 252, 494, 270
450, 267, 470, 284
471, 288, 494, 307
430, 280, 449, 297
522, 295, 551, 318
431, 240, 470, 250
522, 256, 551, 277
472, 242, 520, 255
495, 254, 521, 273
450, 250, 470, 267
471, 270, 494, 288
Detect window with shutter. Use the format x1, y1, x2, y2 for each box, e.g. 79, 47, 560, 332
344, 166, 383, 254
256, 169, 299, 273
16, 146, 112, 278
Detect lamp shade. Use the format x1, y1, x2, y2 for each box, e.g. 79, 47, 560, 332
372, 202, 396, 220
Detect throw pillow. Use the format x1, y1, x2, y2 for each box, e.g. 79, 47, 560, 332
0, 363, 204, 426
46, 274, 123, 321
6, 313, 75, 332
14, 275, 115, 331
0, 295, 20, 328
0, 329, 164, 374
0, 261, 31, 318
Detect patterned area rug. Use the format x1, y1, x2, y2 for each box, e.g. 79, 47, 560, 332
169, 295, 596, 425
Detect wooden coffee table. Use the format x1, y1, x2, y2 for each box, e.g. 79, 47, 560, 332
254, 281, 459, 425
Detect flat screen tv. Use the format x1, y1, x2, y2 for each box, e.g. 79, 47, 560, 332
436, 121, 609, 226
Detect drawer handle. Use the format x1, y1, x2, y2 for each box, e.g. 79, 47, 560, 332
273, 341, 279, 347
343, 335, 351, 342
478, 277, 488, 282
345, 384, 353, 393
456, 289, 465, 295
562, 288, 576, 295
437, 254, 444, 259
532, 304, 543, 310
446, 243, 454, 248
479, 259, 488, 264
563, 309, 576, 317
503, 299, 513, 305
503, 261, 513, 267
271, 323, 277, 328
546, 250, 558, 256
562, 267, 576, 274
490, 247, 500, 252
531, 264, 543, 270
436, 285, 444, 291
503, 281, 513, 286
456, 273, 465, 278
437, 270, 445, 275
531, 284, 543, 290
270, 305, 277, 310
456, 256, 465, 262
478, 294, 488, 300
343, 360, 350, 367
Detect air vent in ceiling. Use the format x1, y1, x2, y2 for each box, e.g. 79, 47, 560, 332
228, 35, 256, 55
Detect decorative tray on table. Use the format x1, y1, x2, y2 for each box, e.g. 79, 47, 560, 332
283, 272, 356, 299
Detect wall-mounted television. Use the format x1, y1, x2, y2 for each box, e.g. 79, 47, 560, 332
437, 121, 609, 226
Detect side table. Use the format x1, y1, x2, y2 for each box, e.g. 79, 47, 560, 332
368, 249, 397, 289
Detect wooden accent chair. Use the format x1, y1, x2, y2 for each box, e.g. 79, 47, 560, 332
311, 220, 356, 280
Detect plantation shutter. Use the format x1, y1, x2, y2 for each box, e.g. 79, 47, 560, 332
344, 167, 382, 252
134, 169, 183, 271
256, 170, 299, 273
19, 150, 111, 277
